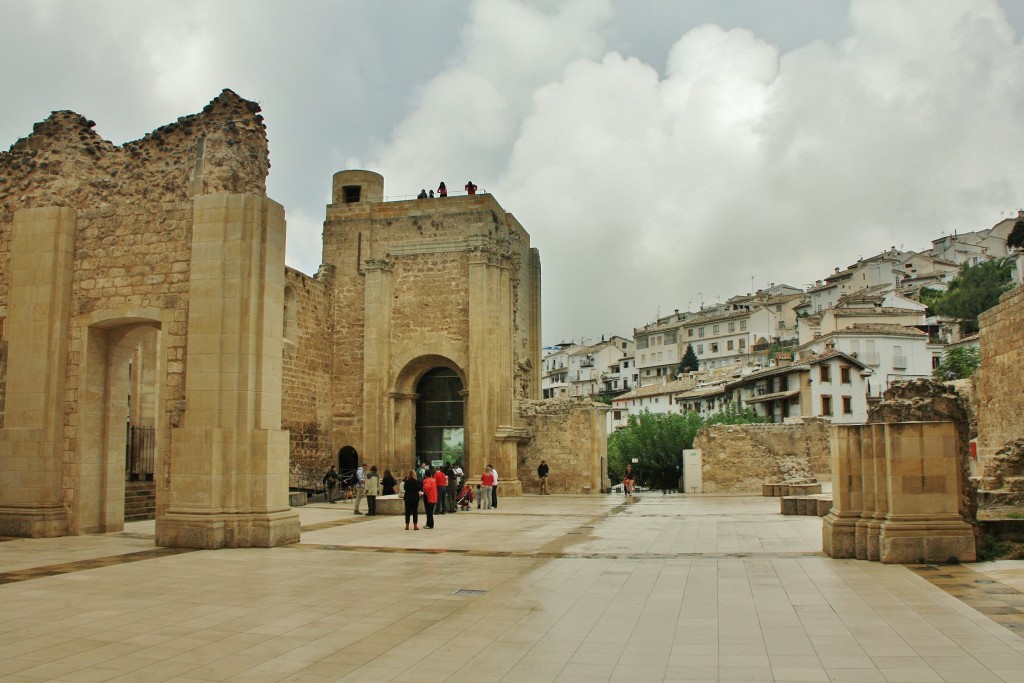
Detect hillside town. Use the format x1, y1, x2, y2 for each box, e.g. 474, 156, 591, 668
542, 211, 1024, 430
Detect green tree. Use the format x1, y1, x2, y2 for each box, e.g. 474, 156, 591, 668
607, 406, 765, 490
917, 286, 946, 312
933, 345, 981, 380
678, 343, 699, 374
932, 258, 1015, 333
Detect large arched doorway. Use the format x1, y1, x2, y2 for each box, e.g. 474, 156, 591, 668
415, 368, 465, 468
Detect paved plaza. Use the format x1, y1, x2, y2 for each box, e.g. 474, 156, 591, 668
2, 493, 1024, 682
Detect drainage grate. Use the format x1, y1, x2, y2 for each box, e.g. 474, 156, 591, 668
452, 589, 488, 597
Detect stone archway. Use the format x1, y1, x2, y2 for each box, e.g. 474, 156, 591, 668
389, 355, 466, 475
77, 318, 164, 534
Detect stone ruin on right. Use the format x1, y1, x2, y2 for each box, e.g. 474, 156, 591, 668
823, 283, 1024, 564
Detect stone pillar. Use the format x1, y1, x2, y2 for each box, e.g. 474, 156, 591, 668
157, 193, 300, 549
362, 259, 394, 465
822, 424, 861, 558
466, 248, 492, 479
389, 392, 417, 474
0, 207, 76, 537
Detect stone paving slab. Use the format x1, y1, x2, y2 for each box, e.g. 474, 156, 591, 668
1, 493, 1023, 682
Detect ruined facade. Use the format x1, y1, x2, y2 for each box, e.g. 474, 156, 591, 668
975, 284, 1024, 479
0, 90, 299, 546
0, 92, 608, 544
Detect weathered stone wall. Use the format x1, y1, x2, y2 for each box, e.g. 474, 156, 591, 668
976, 284, 1024, 476
516, 398, 608, 494
692, 420, 830, 493
0, 89, 269, 509
283, 266, 333, 488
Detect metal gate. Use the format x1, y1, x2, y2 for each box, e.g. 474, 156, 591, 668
126, 425, 155, 481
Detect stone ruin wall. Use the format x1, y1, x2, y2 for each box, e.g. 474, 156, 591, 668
0, 89, 270, 505
692, 419, 831, 494
516, 398, 607, 494
976, 284, 1024, 477
282, 266, 334, 488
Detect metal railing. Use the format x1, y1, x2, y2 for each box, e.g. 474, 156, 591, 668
126, 425, 155, 481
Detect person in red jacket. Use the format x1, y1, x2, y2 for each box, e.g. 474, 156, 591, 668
422, 468, 438, 529
480, 466, 494, 509
433, 467, 448, 515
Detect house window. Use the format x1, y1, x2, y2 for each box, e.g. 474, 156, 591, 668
613, 410, 621, 420
778, 320, 786, 330
727, 340, 734, 351
820, 365, 831, 383
699, 327, 705, 337
840, 366, 851, 383
739, 339, 746, 349
710, 343, 719, 353
713, 325, 720, 334
641, 354, 646, 363
728, 322, 735, 332
740, 321, 747, 331
821, 395, 833, 416
688, 329, 694, 337
842, 396, 853, 415
697, 344, 703, 354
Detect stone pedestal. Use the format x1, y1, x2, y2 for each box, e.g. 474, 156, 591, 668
824, 421, 976, 564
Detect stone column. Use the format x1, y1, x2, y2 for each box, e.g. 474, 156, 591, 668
389, 392, 417, 474
822, 424, 862, 558
157, 193, 300, 549
494, 251, 522, 496
466, 248, 492, 479
0, 207, 75, 537
362, 259, 394, 466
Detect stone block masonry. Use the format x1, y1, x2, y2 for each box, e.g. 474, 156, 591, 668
516, 398, 608, 494
976, 284, 1024, 480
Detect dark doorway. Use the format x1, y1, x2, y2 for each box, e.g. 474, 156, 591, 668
415, 368, 465, 468
337, 445, 359, 487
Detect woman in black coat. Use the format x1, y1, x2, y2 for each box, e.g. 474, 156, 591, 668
402, 469, 422, 530
381, 469, 397, 496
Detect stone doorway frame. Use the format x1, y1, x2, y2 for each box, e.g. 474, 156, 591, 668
389, 354, 468, 475
75, 307, 171, 535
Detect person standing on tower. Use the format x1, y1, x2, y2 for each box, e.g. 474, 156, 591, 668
437, 181, 447, 197
464, 180, 477, 195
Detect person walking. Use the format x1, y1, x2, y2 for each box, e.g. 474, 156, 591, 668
538, 460, 549, 495
381, 469, 397, 496
403, 470, 422, 530
624, 464, 635, 496
322, 465, 340, 503
422, 468, 438, 528
433, 467, 448, 515
352, 463, 367, 514
366, 465, 381, 516
480, 466, 494, 510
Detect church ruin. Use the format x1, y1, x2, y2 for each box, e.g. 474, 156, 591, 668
0, 90, 608, 547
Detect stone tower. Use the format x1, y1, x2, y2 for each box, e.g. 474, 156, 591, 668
320, 171, 542, 494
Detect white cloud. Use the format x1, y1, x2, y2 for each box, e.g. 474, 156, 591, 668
371, 0, 1024, 343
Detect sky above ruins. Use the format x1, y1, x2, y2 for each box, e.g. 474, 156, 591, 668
3, 0, 1024, 345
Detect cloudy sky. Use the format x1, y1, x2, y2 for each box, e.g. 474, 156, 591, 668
3, 0, 1024, 345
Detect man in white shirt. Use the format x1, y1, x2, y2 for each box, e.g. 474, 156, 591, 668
352, 464, 367, 514
490, 465, 498, 509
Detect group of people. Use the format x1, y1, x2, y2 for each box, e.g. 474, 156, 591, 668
322, 458, 554, 530
416, 181, 478, 200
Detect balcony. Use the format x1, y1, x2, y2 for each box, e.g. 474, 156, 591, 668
892, 355, 907, 369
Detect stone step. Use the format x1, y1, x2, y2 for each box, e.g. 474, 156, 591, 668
781, 495, 833, 517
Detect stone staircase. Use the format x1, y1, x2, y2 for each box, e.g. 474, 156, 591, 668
124, 480, 156, 521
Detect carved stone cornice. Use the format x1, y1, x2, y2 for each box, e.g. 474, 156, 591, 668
363, 258, 394, 272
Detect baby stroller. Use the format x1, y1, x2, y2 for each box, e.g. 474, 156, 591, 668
457, 484, 475, 511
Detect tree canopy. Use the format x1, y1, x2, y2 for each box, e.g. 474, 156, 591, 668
931, 258, 1015, 333
933, 345, 981, 381
607, 406, 765, 491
